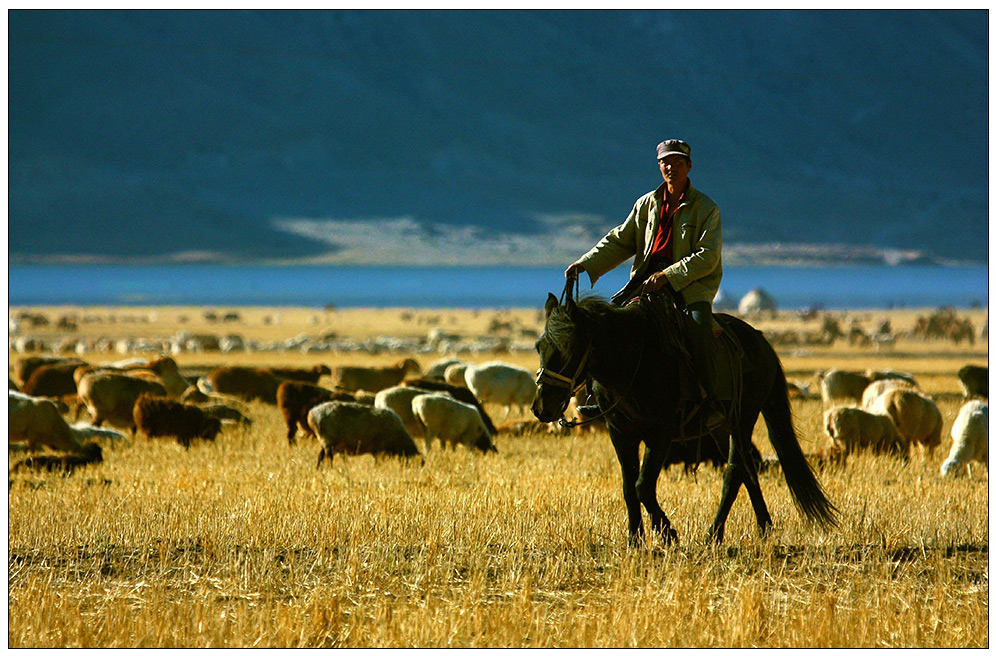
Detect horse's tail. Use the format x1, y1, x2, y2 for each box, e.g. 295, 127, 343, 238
761, 351, 838, 529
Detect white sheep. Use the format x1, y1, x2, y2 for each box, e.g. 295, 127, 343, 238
307, 401, 422, 468
411, 393, 497, 453
818, 369, 870, 405
941, 400, 988, 477
464, 362, 536, 418
373, 385, 427, 439
443, 363, 470, 388
861, 377, 918, 410
9, 390, 84, 453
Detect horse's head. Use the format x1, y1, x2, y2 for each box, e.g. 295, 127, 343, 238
531, 292, 591, 423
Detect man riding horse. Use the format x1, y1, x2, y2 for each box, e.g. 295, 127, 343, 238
565, 138, 725, 430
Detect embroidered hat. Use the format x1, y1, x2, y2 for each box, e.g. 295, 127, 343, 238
656, 139, 691, 161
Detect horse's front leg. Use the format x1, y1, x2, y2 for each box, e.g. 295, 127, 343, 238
609, 429, 643, 545
636, 440, 679, 546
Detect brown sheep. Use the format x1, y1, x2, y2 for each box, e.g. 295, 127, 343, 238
145, 356, 191, 397
133, 395, 222, 448
76, 372, 168, 433
308, 400, 422, 468
9, 391, 85, 453
823, 406, 906, 457
957, 364, 988, 400
267, 364, 332, 384
276, 380, 355, 445
21, 362, 82, 399
15, 356, 87, 387
200, 403, 253, 427
332, 358, 422, 393
202, 366, 283, 404
10, 442, 103, 474
865, 388, 943, 453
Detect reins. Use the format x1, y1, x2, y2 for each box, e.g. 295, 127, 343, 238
537, 275, 647, 429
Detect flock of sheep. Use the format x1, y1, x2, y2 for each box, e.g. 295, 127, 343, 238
7, 341, 989, 481
8, 353, 542, 473
816, 364, 988, 476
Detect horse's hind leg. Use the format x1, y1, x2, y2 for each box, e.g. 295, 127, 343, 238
609, 430, 644, 545
636, 442, 678, 545
708, 459, 742, 543
735, 410, 773, 536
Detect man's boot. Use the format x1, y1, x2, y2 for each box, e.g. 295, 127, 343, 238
686, 303, 727, 432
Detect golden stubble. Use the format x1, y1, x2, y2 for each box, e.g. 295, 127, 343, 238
7, 306, 988, 647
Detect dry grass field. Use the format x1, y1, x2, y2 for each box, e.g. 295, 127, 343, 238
7, 304, 989, 647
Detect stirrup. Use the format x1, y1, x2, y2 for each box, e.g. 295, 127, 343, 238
700, 397, 727, 432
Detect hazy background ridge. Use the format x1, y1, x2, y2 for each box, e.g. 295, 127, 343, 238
8, 10, 988, 263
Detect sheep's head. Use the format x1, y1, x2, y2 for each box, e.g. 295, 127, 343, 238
201, 418, 222, 442
474, 429, 498, 454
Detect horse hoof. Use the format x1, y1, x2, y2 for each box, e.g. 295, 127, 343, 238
662, 528, 679, 546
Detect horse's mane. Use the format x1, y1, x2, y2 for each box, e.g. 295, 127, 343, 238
546, 295, 649, 358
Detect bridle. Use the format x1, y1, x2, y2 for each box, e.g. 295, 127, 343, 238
535, 276, 592, 398
535, 275, 645, 428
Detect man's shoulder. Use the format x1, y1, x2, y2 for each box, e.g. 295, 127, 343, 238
634, 185, 663, 206
687, 184, 719, 212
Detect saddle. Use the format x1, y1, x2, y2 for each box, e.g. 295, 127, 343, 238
637, 292, 747, 403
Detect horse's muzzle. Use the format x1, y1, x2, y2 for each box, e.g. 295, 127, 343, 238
531, 385, 570, 424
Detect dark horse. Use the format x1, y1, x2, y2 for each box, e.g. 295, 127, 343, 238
532, 290, 837, 545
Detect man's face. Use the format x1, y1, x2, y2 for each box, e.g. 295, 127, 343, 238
659, 155, 691, 190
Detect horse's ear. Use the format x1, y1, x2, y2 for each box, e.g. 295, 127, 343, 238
545, 293, 559, 317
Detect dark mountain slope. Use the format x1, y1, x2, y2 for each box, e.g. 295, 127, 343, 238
9, 10, 988, 262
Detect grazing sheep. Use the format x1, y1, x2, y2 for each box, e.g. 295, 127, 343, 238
443, 363, 470, 388
866, 369, 918, 386
424, 359, 464, 381
145, 356, 192, 397
823, 406, 905, 457
374, 386, 429, 439
202, 366, 283, 404
663, 433, 764, 474
276, 380, 355, 445
818, 369, 871, 405
132, 395, 222, 448
15, 356, 87, 387
861, 378, 918, 410
411, 393, 497, 453
401, 377, 497, 435
9, 391, 84, 453
179, 384, 212, 404
957, 365, 988, 400
68, 423, 128, 444
941, 400, 988, 477
267, 364, 332, 384
200, 403, 253, 427
76, 372, 168, 433
10, 441, 103, 474
307, 401, 422, 467
463, 362, 536, 417
332, 358, 422, 393
865, 388, 943, 453
496, 418, 560, 436
21, 362, 82, 399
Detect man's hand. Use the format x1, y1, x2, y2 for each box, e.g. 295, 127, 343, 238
565, 261, 586, 279
641, 271, 671, 294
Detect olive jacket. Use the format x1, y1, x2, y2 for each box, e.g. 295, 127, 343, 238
577, 181, 722, 307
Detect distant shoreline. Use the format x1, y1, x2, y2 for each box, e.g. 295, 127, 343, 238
7, 242, 985, 268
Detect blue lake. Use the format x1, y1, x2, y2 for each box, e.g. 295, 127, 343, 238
6, 264, 990, 310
